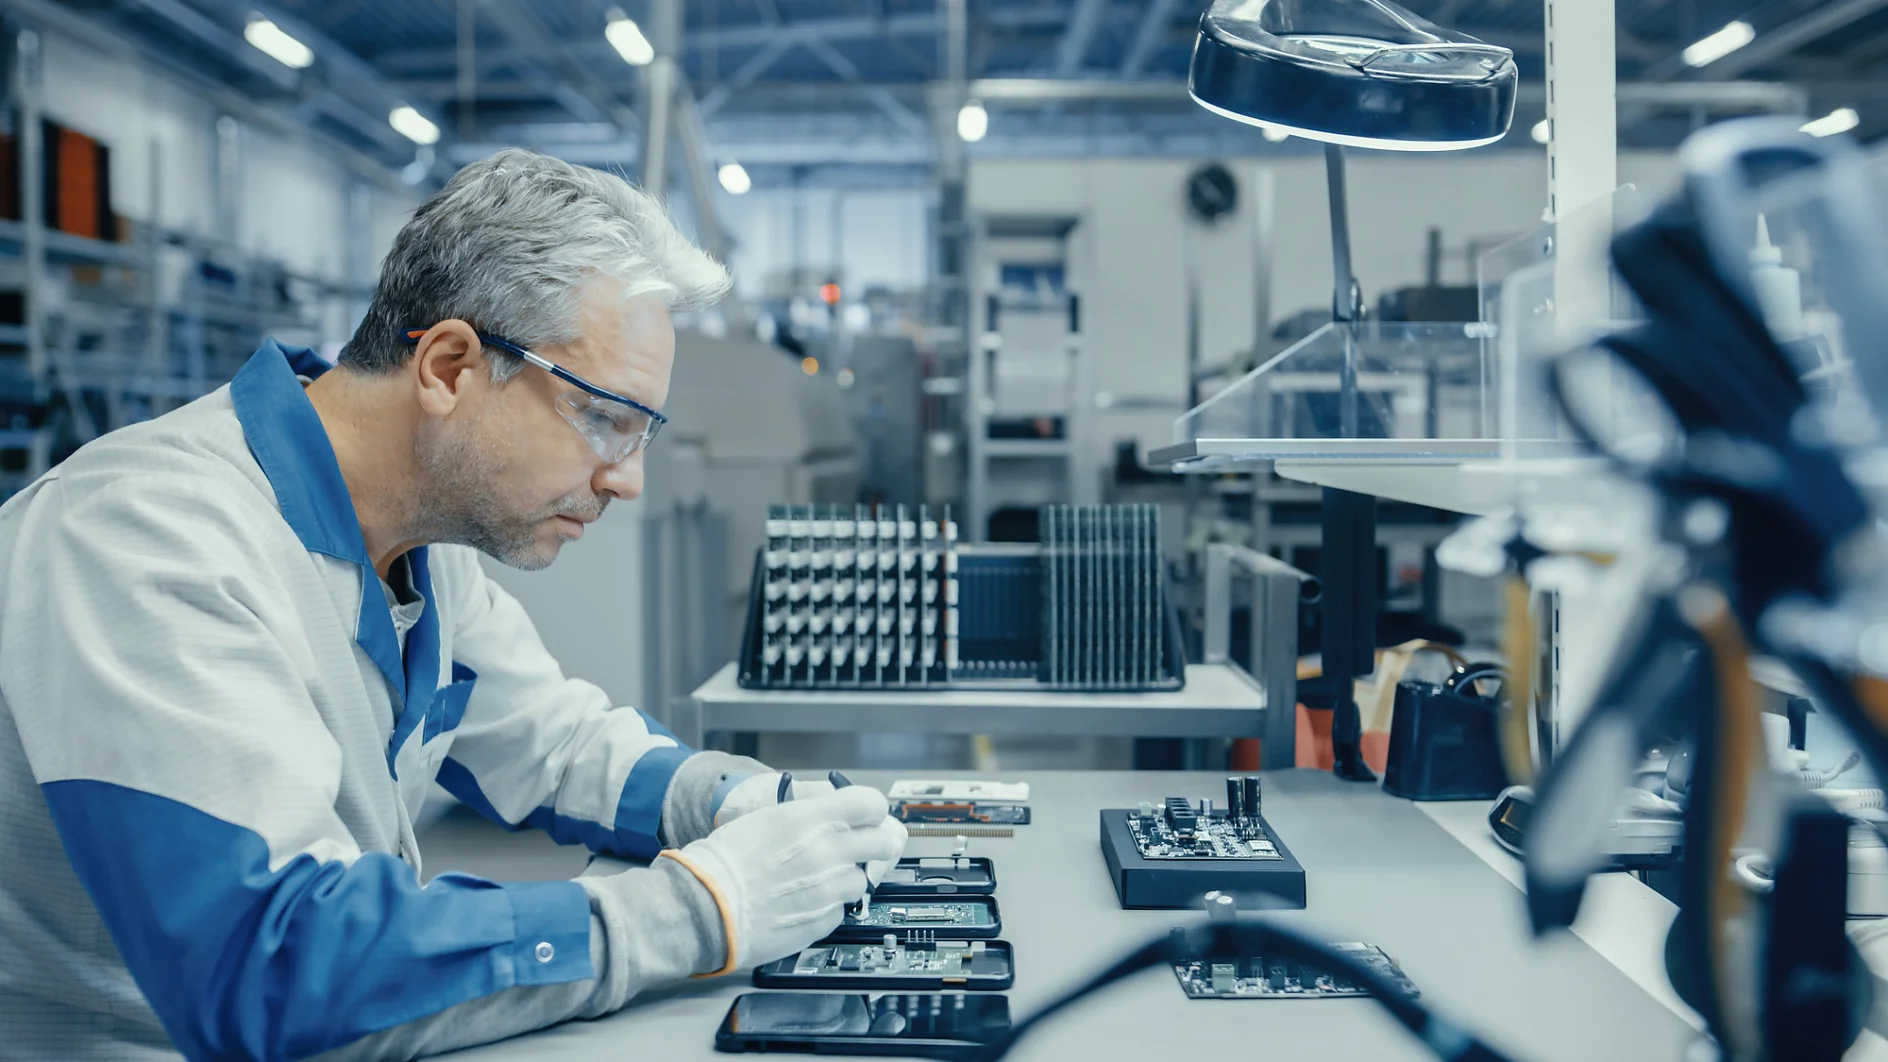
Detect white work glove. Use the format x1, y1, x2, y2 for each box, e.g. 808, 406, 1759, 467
661, 785, 908, 972
714, 772, 903, 887
714, 771, 836, 828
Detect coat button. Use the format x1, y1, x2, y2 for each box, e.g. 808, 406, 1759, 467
535, 941, 555, 963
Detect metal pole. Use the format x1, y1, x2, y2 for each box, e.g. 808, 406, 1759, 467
1324, 143, 1360, 324
456, 0, 476, 140
639, 0, 682, 198
1318, 142, 1376, 782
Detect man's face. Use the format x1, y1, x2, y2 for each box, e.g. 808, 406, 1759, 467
415, 282, 675, 570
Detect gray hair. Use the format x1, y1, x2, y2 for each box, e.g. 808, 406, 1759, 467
339, 148, 731, 380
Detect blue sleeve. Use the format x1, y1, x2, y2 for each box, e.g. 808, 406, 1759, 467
43, 780, 594, 1062
435, 742, 692, 859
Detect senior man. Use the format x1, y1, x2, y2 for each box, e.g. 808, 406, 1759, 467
0, 148, 902, 1061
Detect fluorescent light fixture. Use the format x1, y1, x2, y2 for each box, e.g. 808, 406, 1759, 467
1531, 119, 1549, 144
957, 100, 989, 143
1261, 125, 1290, 142
389, 105, 440, 145
606, 10, 655, 66
1192, 93, 1506, 152
717, 162, 752, 195
1682, 21, 1754, 68
244, 17, 314, 69
1802, 107, 1860, 138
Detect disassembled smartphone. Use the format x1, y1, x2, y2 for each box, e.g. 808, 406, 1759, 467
887, 780, 1029, 803
752, 938, 1015, 991
892, 800, 1031, 826
873, 856, 996, 898
829, 896, 1002, 941
714, 992, 1011, 1059
1171, 942, 1420, 1000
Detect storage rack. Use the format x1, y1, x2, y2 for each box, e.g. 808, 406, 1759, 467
0, 37, 358, 498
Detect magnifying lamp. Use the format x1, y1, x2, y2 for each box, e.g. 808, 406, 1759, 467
1188, 0, 1518, 152
1187, 0, 1517, 784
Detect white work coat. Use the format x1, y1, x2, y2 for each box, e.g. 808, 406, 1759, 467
0, 341, 707, 1059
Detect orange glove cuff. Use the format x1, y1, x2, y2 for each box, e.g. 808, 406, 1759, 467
657, 849, 740, 978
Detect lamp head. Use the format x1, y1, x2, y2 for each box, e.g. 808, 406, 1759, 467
1188, 0, 1518, 151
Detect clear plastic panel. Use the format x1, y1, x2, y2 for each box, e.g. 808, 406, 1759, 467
1168, 320, 1494, 466
1164, 185, 1667, 471
1477, 184, 1657, 462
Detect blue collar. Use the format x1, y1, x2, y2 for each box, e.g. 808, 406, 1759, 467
229, 341, 441, 775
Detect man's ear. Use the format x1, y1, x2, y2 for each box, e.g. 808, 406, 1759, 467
411, 320, 486, 416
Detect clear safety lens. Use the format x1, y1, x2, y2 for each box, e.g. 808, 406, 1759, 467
555, 391, 660, 462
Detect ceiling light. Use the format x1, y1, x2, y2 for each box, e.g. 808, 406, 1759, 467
244, 17, 313, 70
717, 162, 752, 195
1802, 107, 1860, 138
957, 100, 989, 143
388, 105, 440, 145
1682, 21, 1754, 68
1260, 125, 1290, 142
606, 10, 656, 66
1531, 119, 1549, 144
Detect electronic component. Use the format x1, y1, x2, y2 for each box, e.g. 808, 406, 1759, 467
1100, 785, 1306, 909
1135, 785, 1281, 859
874, 856, 996, 897
752, 940, 1014, 991
893, 801, 1031, 826
714, 992, 1012, 1058
888, 780, 1029, 803
1171, 941, 1419, 1000
908, 825, 1014, 839
828, 896, 1002, 941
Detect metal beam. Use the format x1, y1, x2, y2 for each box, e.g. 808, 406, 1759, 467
0, 0, 414, 190
1053, 0, 1107, 76
374, 6, 1119, 75
1647, 0, 1888, 81
799, 34, 930, 137
117, 0, 299, 91
698, 36, 796, 120
1120, 0, 1182, 77
458, 75, 1806, 115
476, 0, 636, 131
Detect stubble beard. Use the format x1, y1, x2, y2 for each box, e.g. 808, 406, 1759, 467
413, 418, 608, 571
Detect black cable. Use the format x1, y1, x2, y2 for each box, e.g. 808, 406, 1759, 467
971, 920, 1518, 1062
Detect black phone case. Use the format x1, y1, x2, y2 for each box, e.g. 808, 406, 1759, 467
871, 856, 997, 897
824, 895, 1002, 942
751, 941, 1015, 991
713, 993, 1008, 1059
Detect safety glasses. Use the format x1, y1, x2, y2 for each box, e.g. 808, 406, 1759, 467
399, 327, 667, 462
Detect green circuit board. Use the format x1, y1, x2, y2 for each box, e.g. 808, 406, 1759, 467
1172, 943, 1419, 1000
843, 901, 995, 930
778, 940, 1007, 979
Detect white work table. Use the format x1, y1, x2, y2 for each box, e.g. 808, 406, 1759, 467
437, 770, 1699, 1062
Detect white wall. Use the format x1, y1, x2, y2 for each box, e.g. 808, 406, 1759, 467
38, 29, 420, 343
719, 186, 929, 297
967, 150, 1684, 455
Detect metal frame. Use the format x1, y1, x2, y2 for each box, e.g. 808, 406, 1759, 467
1201, 543, 1316, 769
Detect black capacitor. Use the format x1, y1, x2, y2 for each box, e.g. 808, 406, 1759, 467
1226, 777, 1244, 821
1243, 776, 1262, 820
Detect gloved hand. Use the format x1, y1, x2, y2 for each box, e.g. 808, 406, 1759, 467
713, 771, 836, 828
661, 785, 908, 972
713, 772, 905, 887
